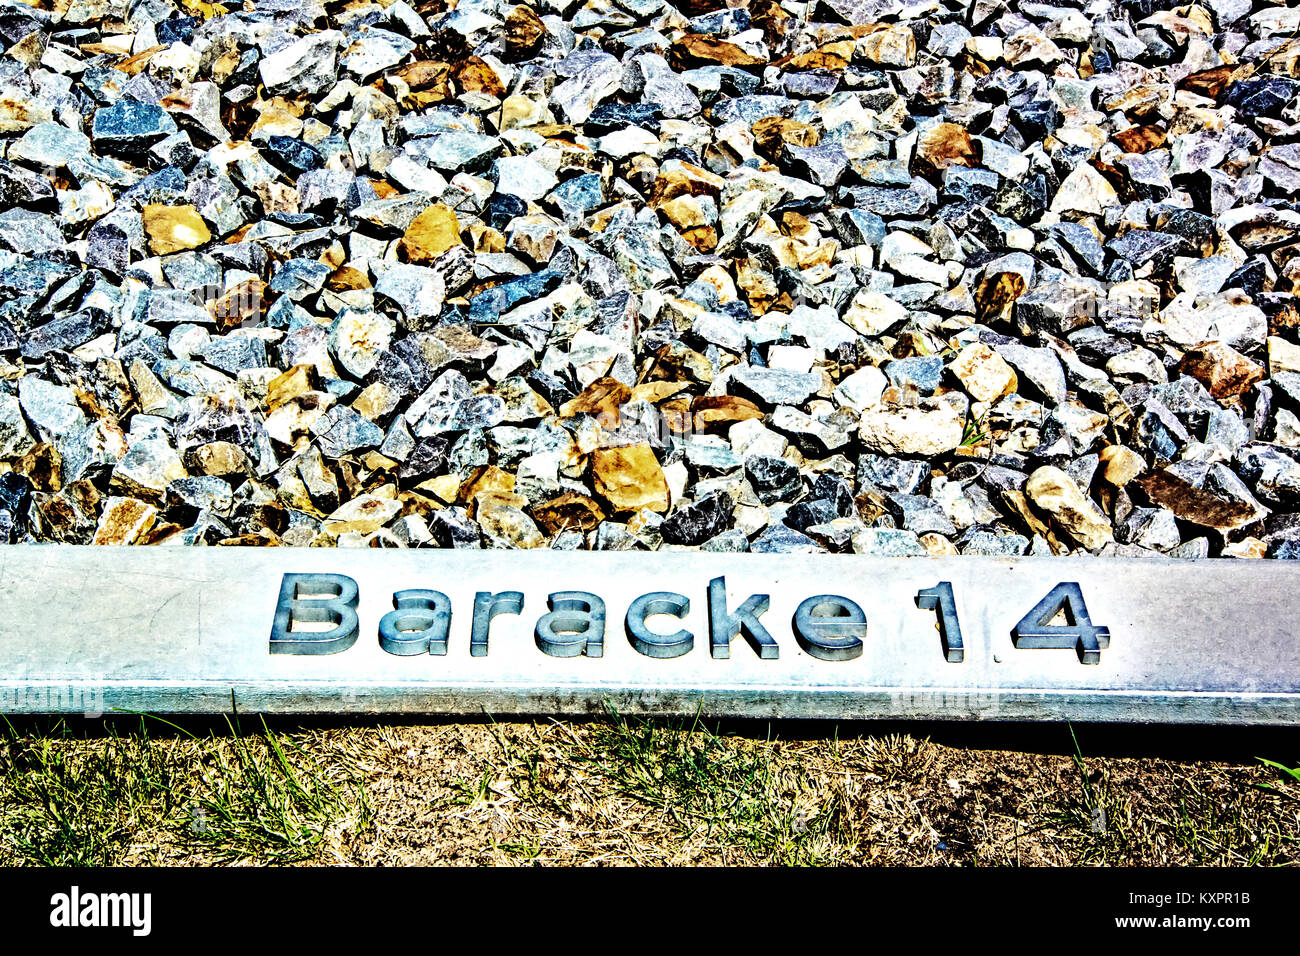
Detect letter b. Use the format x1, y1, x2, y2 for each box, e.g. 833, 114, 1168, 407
269, 573, 359, 655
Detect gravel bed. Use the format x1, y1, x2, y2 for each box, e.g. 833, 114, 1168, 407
1, 0, 1298, 558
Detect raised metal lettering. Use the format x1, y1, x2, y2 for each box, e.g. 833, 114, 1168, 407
1011, 582, 1111, 665
535, 591, 606, 658
269, 573, 359, 656
792, 595, 865, 662
470, 591, 524, 657
707, 576, 776, 659
379, 589, 451, 656
916, 582, 964, 663
626, 591, 693, 659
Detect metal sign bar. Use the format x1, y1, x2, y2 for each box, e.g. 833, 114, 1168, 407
0, 544, 1295, 724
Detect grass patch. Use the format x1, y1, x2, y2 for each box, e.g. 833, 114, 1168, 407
579, 711, 828, 864
0, 716, 1295, 866
1030, 728, 1300, 866
0, 716, 370, 866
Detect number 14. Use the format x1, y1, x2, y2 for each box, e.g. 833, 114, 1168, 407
915, 582, 1111, 665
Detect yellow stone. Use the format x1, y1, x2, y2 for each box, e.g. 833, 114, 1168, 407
1223, 537, 1266, 559
630, 381, 690, 404
500, 94, 546, 129
1099, 444, 1145, 486
92, 496, 158, 545
186, 441, 248, 477
461, 464, 515, 497
648, 160, 725, 208
1268, 335, 1300, 376
323, 494, 401, 535
420, 474, 461, 504
947, 342, 1018, 403
919, 532, 958, 555
351, 382, 401, 421
590, 444, 670, 513
465, 223, 503, 253
143, 203, 211, 255
1026, 466, 1114, 552
399, 203, 462, 264
267, 364, 319, 411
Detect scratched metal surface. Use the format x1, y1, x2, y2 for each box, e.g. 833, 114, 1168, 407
0, 545, 1295, 723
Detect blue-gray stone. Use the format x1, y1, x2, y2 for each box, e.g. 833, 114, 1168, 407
92, 100, 178, 155
884, 356, 944, 395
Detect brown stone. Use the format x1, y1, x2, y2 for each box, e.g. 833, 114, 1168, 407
31, 480, 101, 543
460, 465, 516, 508
327, 265, 371, 292
368, 179, 404, 201
184, 441, 249, 479
469, 223, 507, 254
650, 342, 715, 385
143, 203, 211, 255
207, 278, 268, 330
669, 34, 766, 72
1114, 124, 1167, 153
1223, 537, 1267, 559
914, 122, 976, 175
351, 382, 402, 421
385, 64, 450, 108
750, 0, 793, 47
691, 395, 764, 432
388, 59, 451, 96
0, 91, 48, 133
658, 195, 717, 251
677, 0, 727, 15
786, 40, 853, 72
112, 44, 166, 77
1178, 341, 1265, 398
452, 56, 504, 97
590, 444, 670, 513
503, 6, 547, 61
399, 203, 462, 264
532, 492, 606, 534
1177, 66, 1232, 99
266, 364, 320, 411
560, 377, 631, 425
735, 257, 784, 313
623, 154, 659, 194
139, 521, 185, 545
752, 116, 819, 162
14, 442, 61, 493
975, 271, 1026, 325
1270, 302, 1300, 337
631, 381, 691, 404
216, 531, 284, 546
1138, 470, 1260, 531
660, 398, 693, 434
648, 160, 725, 208
92, 496, 158, 545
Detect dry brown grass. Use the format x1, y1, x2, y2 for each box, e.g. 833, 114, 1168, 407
1, 715, 1297, 866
